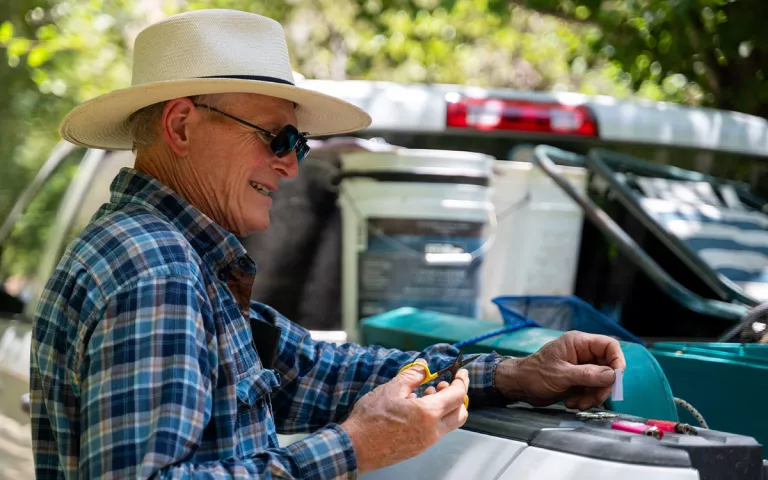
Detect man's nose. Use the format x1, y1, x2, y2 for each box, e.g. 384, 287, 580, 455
272, 150, 299, 178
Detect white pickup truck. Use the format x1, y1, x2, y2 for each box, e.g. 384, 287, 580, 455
1, 79, 767, 477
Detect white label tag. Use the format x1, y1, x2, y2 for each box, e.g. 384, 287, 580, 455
612, 369, 624, 402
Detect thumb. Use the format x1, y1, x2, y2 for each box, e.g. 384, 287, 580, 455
390, 359, 428, 396
566, 364, 615, 388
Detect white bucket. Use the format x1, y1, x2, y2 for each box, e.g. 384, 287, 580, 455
338, 149, 495, 342
479, 160, 588, 322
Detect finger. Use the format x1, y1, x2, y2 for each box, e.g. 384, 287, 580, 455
438, 404, 469, 435
424, 386, 437, 396
407, 392, 417, 399
419, 369, 469, 414
454, 368, 469, 392
436, 381, 449, 392
570, 333, 626, 370
577, 388, 604, 411
598, 386, 612, 404
565, 363, 617, 389
391, 358, 429, 396
565, 396, 581, 410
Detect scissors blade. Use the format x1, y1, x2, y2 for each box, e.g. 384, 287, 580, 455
455, 354, 481, 369
433, 346, 466, 377
434, 349, 481, 378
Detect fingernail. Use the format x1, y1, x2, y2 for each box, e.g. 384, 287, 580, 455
600, 369, 615, 384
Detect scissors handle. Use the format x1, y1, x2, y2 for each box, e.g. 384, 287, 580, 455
398, 362, 439, 385
398, 362, 471, 409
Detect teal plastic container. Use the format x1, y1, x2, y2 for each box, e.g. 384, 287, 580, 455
361, 307, 678, 421
650, 342, 768, 450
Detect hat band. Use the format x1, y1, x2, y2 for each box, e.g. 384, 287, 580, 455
200, 74, 294, 86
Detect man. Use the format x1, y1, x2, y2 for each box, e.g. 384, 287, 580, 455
31, 9, 625, 479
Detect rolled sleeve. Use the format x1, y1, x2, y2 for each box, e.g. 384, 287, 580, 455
286, 424, 357, 480
465, 352, 509, 406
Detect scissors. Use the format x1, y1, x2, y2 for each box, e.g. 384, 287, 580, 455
398, 346, 480, 408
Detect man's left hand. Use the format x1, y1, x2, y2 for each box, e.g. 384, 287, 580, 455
494, 331, 626, 411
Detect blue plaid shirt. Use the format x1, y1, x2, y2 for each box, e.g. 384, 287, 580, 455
30, 168, 502, 479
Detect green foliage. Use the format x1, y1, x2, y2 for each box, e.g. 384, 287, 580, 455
514, 0, 768, 116
0, 0, 139, 278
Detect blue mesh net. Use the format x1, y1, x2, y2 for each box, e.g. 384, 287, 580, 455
492, 295, 645, 345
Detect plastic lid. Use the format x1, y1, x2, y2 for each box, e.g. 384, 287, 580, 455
340, 149, 494, 178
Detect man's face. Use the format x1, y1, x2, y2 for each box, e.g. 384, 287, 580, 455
186, 92, 300, 235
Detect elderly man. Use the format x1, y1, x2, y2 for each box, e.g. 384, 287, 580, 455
31, 9, 625, 480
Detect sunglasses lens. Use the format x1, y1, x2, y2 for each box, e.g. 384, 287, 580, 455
296, 142, 310, 163
271, 126, 309, 163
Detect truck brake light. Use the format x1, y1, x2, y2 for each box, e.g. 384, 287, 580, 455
445, 94, 598, 137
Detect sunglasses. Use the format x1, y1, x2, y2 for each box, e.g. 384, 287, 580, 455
192, 102, 310, 163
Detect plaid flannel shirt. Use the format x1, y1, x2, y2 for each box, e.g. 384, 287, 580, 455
30, 168, 502, 479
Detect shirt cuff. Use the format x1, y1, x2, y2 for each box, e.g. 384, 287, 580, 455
286, 423, 358, 480
466, 352, 511, 407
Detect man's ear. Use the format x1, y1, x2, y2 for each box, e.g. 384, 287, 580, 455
161, 98, 197, 157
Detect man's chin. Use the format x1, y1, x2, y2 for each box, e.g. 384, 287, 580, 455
243, 215, 270, 235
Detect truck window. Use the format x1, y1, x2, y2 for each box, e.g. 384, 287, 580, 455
0, 148, 84, 311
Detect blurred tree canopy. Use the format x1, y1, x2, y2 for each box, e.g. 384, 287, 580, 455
0, 0, 138, 278
514, 0, 768, 117
0, 0, 764, 278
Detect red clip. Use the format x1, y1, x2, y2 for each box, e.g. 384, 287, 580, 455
646, 419, 697, 435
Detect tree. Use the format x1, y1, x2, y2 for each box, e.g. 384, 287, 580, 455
513, 0, 768, 117
0, 0, 143, 277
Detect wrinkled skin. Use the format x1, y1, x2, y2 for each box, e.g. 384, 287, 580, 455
135, 93, 299, 236
341, 360, 469, 473
495, 331, 626, 411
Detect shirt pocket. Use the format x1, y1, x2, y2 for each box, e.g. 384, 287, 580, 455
235, 367, 280, 408
234, 367, 281, 455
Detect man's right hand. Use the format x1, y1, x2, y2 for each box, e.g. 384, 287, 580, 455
340, 360, 470, 474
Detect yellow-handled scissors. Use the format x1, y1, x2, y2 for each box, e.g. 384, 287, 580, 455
398, 346, 480, 409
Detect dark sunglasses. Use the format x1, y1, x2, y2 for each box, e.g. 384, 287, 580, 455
192, 102, 310, 163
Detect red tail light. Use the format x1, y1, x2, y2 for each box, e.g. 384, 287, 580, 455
445, 94, 598, 137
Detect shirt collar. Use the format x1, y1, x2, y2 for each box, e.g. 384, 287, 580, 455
108, 167, 257, 278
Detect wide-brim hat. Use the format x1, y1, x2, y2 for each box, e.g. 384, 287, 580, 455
59, 9, 372, 150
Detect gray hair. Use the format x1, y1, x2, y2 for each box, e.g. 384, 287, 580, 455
126, 94, 230, 152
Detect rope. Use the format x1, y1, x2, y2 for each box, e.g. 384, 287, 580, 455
674, 397, 709, 429
453, 319, 539, 348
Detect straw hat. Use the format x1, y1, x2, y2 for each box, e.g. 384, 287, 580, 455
59, 9, 372, 150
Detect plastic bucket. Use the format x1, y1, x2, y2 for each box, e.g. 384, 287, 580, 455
338, 149, 495, 341
480, 160, 587, 322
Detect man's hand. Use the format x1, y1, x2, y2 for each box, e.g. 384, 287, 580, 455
341, 360, 469, 474
495, 331, 626, 411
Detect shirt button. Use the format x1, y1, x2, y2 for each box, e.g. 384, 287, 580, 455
217, 270, 228, 281
237, 257, 250, 269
